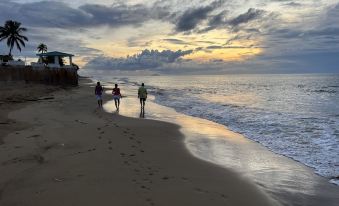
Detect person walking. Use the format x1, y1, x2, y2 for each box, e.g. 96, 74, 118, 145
112, 84, 122, 110
95, 82, 104, 107
138, 83, 147, 111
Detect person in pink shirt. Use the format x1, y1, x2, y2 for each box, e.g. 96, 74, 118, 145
112, 84, 122, 110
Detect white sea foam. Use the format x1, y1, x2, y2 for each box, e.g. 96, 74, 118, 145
95, 74, 339, 185
126, 74, 339, 185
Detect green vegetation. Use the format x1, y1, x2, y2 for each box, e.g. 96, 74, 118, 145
37, 43, 47, 53
0, 20, 28, 56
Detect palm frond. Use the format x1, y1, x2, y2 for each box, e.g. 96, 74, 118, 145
15, 40, 22, 52
0, 20, 28, 55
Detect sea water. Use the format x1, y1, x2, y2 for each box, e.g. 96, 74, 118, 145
126, 74, 339, 184
89, 73, 339, 185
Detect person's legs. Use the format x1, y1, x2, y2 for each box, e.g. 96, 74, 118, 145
140, 98, 146, 109
97, 95, 102, 107
117, 99, 120, 109
114, 99, 118, 109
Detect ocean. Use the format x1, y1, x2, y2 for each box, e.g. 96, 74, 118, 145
87, 73, 339, 185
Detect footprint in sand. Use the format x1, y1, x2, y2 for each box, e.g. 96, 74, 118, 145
27, 134, 40, 138
181, 177, 189, 181
145, 198, 155, 206
75, 120, 88, 124
220, 193, 228, 199
194, 188, 209, 194
162, 176, 170, 180
140, 185, 151, 190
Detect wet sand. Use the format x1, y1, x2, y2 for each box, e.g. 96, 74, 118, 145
104, 80, 339, 206
0, 79, 278, 206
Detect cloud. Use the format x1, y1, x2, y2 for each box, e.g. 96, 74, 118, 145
228, 8, 265, 27
1, 0, 338, 74
263, 2, 339, 53
163, 38, 188, 45
283, 2, 302, 7
173, 0, 226, 32
84, 49, 193, 70
79, 3, 158, 27
196, 7, 268, 34
174, 6, 214, 32
0, 1, 170, 29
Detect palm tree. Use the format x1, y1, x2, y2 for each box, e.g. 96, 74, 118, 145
37, 43, 47, 53
0, 20, 28, 56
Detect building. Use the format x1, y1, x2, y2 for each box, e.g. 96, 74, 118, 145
32, 51, 76, 69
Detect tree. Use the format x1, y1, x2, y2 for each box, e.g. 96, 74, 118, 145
0, 20, 28, 56
37, 43, 47, 54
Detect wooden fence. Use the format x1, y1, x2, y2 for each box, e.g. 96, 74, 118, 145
0, 66, 78, 86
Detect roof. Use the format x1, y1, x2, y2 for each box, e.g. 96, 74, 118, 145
36, 51, 74, 57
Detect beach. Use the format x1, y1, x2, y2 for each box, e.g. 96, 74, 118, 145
0, 78, 280, 206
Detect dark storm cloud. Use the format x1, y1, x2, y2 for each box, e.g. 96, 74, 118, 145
0, 1, 170, 29
0, 1, 265, 35
175, 6, 215, 32
84, 49, 193, 70
198, 10, 228, 33
0, 1, 90, 28
228, 8, 265, 27
197, 8, 267, 34
208, 11, 228, 28
173, 0, 226, 32
79, 3, 156, 26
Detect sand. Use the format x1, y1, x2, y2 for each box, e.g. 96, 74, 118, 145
0, 81, 60, 144
0, 78, 281, 206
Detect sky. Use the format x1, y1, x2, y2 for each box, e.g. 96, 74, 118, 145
0, 0, 338, 74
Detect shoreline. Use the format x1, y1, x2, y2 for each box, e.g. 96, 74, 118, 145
102, 78, 339, 206
0, 79, 279, 206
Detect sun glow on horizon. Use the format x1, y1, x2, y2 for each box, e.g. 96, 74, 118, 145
83, 27, 265, 64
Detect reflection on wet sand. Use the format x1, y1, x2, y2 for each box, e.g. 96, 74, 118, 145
139, 109, 145, 118
103, 89, 339, 206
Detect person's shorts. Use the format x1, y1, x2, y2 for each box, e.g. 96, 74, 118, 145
140, 98, 146, 102
96, 95, 102, 100
113, 95, 121, 100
